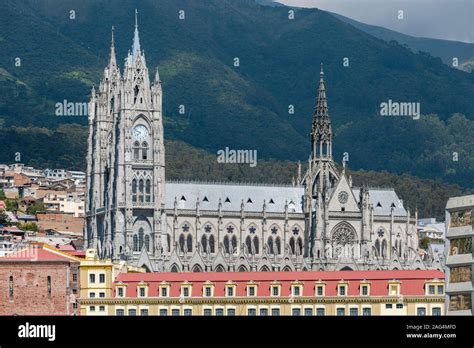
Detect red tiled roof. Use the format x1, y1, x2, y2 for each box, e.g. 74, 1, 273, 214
0, 245, 77, 262
114, 270, 444, 298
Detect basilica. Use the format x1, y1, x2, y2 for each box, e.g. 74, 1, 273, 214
84, 15, 442, 273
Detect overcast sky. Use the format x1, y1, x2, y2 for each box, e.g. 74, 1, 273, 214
277, 0, 474, 43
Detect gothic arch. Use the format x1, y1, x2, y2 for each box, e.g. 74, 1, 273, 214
282, 266, 292, 272
132, 216, 152, 253
214, 264, 225, 272
259, 265, 270, 272
191, 264, 203, 272
237, 265, 248, 272
170, 264, 180, 272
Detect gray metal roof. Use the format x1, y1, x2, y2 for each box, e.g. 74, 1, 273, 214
352, 188, 407, 216
165, 182, 305, 213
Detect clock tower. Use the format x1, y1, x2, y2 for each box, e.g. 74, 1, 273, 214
85, 11, 166, 265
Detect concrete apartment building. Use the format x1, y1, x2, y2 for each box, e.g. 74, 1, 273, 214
445, 195, 474, 315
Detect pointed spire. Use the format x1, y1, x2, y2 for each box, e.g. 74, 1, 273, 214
108, 25, 117, 68
132, 9, 141, 61
155, 67, 161, 83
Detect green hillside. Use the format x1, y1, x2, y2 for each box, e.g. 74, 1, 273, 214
0, 0, 473, 191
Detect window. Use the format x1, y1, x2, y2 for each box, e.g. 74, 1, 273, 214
248, 308, 257, 316
89, 274, 96, 283
437, 285, 444, 294
336, 308, 345, 316
385, 304, 393, 309
161, 287, 168, 297
293, 286, 301, 296
316, 308, 325, 316
172, 309, 180, 316
72, 273, 78, 282
339, 286, 346, 296
362, 308, 372, 316
90, 306, 96, 312
432, 307, 441, 316
141, 309, 149, 316
99, 306, 105, 312
89, 292, 96, 298
248, 286, 256, 297
139, 287, 146, 297
216, 308, 224, 316
292, 308, 301, 316
316, 286, 324, 296
184, 308, 192, 316
361, 285, 368, 296
99, 274, 105, 283
396, 304, 403, 309
271, 308, 280, 316
203, 308, 212, 316
159, 309, 168, 316
227, 308, 236, 316
182, 287, 190, 297
227, 287, 234, 297
417, 307, 426, 316
128, 309, 137, 316
271, 286, 279, 296
304, 308, 313, 316
428, 285, 435, 295
260, 308, 268, 316
116, 309, 124, 316
390, 284, 399, 295
47, 276, 51, 297
99, 292, 105, 298
204, 287, 212, 297
349, 308, 358, 316
117, 288, 124, 297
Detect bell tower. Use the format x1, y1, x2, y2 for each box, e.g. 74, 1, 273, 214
302, 65, 340, 258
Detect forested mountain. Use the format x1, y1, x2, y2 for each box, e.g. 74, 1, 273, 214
0, 0, 473, 201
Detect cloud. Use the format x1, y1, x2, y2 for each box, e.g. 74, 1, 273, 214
277, 0, 474, 43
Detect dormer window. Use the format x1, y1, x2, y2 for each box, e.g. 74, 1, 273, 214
203, 196, 209, 202
225, 197, 231, 203
376, 202, 382, 208
180, 195, 186, 201
269, 199, 275, 204
247, 198, 253, 204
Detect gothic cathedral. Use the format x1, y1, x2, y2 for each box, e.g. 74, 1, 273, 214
85, 14, 441, 273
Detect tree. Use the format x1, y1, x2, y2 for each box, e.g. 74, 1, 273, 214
18, 222, 38, 232
0, 189, 6, 200
419, 236, 431, 251
0, 210, 9, 226
26, 202, 45, 215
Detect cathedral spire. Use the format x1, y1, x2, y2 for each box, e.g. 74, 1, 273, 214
108, 25, 117, 68
311, 63, 333, 160
132, 9, 141, 61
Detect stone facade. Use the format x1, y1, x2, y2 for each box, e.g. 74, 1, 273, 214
85, 14, 442, 273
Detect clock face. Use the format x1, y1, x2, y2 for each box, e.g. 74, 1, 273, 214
133, 125, 149, 140
338, 191, 349, 204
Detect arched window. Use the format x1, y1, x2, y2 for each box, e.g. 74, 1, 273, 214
132, 179, 137, 202
144, 235, 150, 252
145, 179, 151, 203
134, 85, 139, 103
231, 235, 237, 253
209, 234, 215, 253
133, 141, 140, 160
138, 228, 144, 251
375, 239, 380, 257
170, 264, 179, 272
138, 180, 144, 202
166, 234, 171, 252
133, 235, 139, 252
47, 276, 52, 297
253, 236, 259, 254
382, 239, 387, 258
297, 237, 303, 255
179, 234, 185, 253
290, 237, 296, 255
186, 234, 193, 253
201, 235, 208, 252
141, 141, 148, 160
9, 276, 13, 298
224, 235, 230, 254
245, 236, 252, 254
275, 236, 281, 255
268, 236, 274, 254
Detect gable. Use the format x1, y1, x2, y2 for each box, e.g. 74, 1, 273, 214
328, 173, 360, 213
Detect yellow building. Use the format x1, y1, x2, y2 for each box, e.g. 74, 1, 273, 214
79, 249, 144, 316
80, 267, 445, 316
